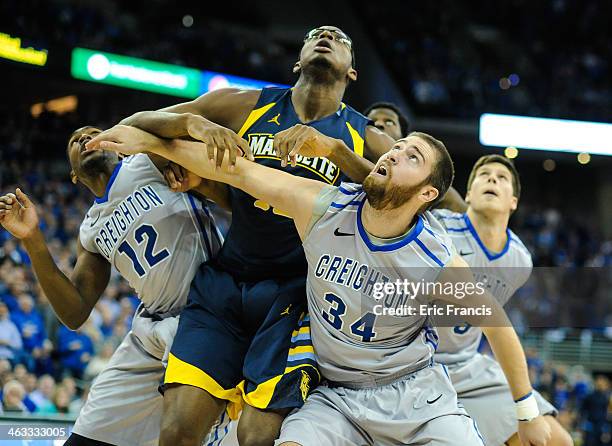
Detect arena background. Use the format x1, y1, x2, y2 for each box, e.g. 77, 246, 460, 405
0, 0, 611, 444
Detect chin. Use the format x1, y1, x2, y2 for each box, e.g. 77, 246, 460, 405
81, 151, 111, 175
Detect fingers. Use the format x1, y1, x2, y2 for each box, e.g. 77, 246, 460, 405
164, 167, 180, 191
98, 141, 123, 153
86, 127, 117, 150
288, 126, 311, 167
15, 188, 32, 208
234, 135, 253, 161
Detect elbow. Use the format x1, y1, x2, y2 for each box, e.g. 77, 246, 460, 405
62, 313, 88, 331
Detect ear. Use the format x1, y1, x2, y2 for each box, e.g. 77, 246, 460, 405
293, 61, 301, 74
70, 170, 78, 185
420, 185, 439, 205
465, 189, 472, 205
347, 67, 357, 82
510, 196, 518, 212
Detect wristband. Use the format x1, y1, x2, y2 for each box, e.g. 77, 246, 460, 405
515, 391, 540, 421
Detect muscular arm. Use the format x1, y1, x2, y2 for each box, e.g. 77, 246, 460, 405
158, 139, 325, 238
434, 255, 532, 400
22, 233, 110, 330
327, 125, 394, 183
119, 88, 260, 136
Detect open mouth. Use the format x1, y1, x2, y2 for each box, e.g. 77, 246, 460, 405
374, 160, 390, 177
314, 39, 333, 53
483, 189, 498, 197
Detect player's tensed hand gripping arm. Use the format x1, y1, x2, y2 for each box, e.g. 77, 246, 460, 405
0, 190, 110, 330
119, 88, 258, 168
88, 125, 326, 238
434, 255, 552, 446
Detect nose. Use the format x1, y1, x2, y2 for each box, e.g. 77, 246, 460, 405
487, 175, 497, 184
387, 153, 398, 164
375, 120, 385, 131
319, 30, 336, 41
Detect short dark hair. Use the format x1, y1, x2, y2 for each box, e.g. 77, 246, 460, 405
363, 102, 410, 137
409, 131, 454, 210
66, 126, 100, 157
467, 154, 521, 199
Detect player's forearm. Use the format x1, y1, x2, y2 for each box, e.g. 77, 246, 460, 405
482, 325, 532, 401
156, 138, 322, 232
120, 111, 195, 139
327, 141, 375, 183
21, 231, 91, 329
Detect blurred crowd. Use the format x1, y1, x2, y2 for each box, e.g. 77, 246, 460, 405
3, 0, 611, 121
356, 0, 611, 121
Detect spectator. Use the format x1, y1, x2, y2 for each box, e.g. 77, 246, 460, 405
581, 375, 611, 446
2, 380, 29, 413
30, 374, 56, 413
0, 301, 22, 363
56, 325, 94, 379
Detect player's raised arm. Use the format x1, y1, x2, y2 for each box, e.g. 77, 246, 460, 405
0, 190, 110, 330
88, 125, 327, 239
433, 254, 552, 446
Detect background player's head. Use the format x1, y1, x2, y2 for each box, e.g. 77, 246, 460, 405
363, 102, 409, 140
465, 155, 521, 217
294, 26, 357, 86
363, 131, 454, 212
66, 126, 119, 189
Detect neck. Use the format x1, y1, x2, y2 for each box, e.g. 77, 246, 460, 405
466, 207, 509, 252
292, 75, 345, 122
361, 200, 419, 239
84, 162, 118, 198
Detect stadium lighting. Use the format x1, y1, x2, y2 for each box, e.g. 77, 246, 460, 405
71, 47, 289, 98
0, 32, 48, 66
479, 113, 612, 156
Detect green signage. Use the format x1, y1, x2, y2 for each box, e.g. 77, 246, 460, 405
71, 48, 201, 98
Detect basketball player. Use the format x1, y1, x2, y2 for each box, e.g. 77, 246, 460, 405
101, 26, 395, 446
363, 101, 409, 140
87, 124, 552, 446
433, 155, 573, 446
0, 126, 224, 446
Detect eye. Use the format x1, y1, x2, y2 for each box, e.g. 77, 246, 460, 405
385, 120, 395, 126
409, 154, 418, 162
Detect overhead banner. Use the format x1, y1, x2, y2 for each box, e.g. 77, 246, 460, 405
71, 47, 288, 98
479, 113, 612, 156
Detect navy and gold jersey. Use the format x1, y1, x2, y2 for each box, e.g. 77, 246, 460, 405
216, 87, 370, 281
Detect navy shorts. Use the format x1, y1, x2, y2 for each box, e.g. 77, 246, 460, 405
165, 262, 320, 418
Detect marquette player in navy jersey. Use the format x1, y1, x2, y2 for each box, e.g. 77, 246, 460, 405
93, 26, 395, 445
0, 127, 224, 446
433, 155, 573, 446
90, 125, 553, 446
363, 101, 410, 140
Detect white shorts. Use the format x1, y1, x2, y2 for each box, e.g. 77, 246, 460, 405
448, 353, 557, 445
276, 364, 485, 446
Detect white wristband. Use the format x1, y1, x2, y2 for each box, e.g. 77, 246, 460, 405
515, 391, 540, 421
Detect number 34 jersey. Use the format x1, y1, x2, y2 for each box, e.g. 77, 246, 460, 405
79, 154, 222, 314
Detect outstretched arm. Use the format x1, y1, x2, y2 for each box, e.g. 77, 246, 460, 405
88, 126, 327, 239
0, 190, 110, 329
434, 255, 551, 446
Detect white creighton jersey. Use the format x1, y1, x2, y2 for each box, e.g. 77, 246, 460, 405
79, 154, 222, 314
432, 209, 532, 364
303, 183, 452, 386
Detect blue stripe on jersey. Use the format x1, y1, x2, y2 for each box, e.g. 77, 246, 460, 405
201, 201, 222, 248
437, 214, 464, 220
424, 226, 450, 257
330, 200, 362, 209
473, 419, 486, 446
463, 214, 511, 260
414, 237, 445, 267
291, 332, 312, 343
94, 161, 123, 204
188, 194, 212, 259
338, 185, 360, 195
356, 200, 424, 252
445, 227, 469, 232
206, 411, 225, 446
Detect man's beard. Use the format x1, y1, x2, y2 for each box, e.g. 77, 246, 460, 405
363, 174, 426, 211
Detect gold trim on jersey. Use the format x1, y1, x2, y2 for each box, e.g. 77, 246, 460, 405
345, 122, 364, 158
238, 102, 277, 137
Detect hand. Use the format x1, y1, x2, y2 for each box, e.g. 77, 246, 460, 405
0, 189, 40, 241
186, 115, 253, 169
163, 162, 202, 192
518, 416, 552, 446
85, 125, 162, 155
273, 124, 341, 167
